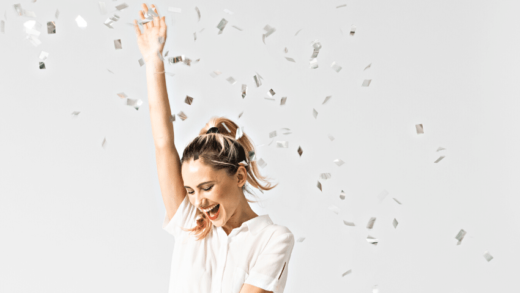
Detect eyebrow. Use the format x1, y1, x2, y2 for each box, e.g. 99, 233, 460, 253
184, 181, 214, 189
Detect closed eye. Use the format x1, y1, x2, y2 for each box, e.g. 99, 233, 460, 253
187, 186, 213, 194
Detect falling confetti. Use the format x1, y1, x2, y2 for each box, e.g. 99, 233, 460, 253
170, 115, 175, 122
114, 39, 122, 50
117, 93, 127, 99
241, 84, 247, 98
210, 70, 222, 78
75, 15, 87, 28
328, 134, 335, 141
195, 7, 201, 21
268, 89, 276, 97
216, 18, 228, 34
378, 190, 389, 202
248, 150, 256, 161
434, 156, 445, 163
362, 79, 371, 87
320, 173, 331, 180
342, 269, 352, 277
280, 97, 287, 105
127, 98, 143, 110
236, 126, 244, 140
220, 122, 231, 133
297, 146, 303, 156
483, 251, 493, 262
393, 198, 402, 205
102, 137, 108, 149
285, 57, 295, 62
39, 51, 49, 60
455, 229, 466, 245
343, 220, 355, 226
185, 96, 194, 105
226, 77, 237, 85
115, 3, 128, 11
317, 181, 322, 191
276, 141, 288, 148
393, 218, 398, 228
350, 25, 356, 36
294, 28, 303, 36
224, 9, 234, 14
339, 190, 346, 200
364, 63, 372, 70
322, 95, 332, 104
313, 109, 318, 119
232, 25, 242, 31
177, 111, 188, 121
269, 131, 277, 138
39, 61, 45, 69
309, 58, 318, 69
331, 61, 342, 72
296, 237, 305, 242
138, 58, 144, 66
416, 124, 424, 134
47, 21, 56, 34
437, 146, 446, 152
366, 217, 376, 229
337, 4, 347, 8
71, 111, 80, 118
366, 235, 378, 245
257, 158, 267, 168
333, 159, 344, 166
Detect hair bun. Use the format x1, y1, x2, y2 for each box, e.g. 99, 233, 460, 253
206, 126, 220, 134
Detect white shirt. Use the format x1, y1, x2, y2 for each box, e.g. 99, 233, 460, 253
162, 195, 295, 293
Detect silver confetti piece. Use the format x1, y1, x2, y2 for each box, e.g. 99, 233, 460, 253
393, 198, 402, 205
284, 47, 288, 53
269, 131, 277, 138
264, 97, 275, 101
343, 220, 355, 226
104, 14, 120, 29
309, 58, 318, 69
117, 93, 127, 99
296, 237, 305, 242
14, 4, 23, 16
55, 9, 59, 19
170, 115, 175, 122
320, 173, 331, 180
339, 190, 346, 200
268, 89, 276, 97
280, 97, 287, 105
366, 235, 378, 245
28, 35, 41, 46
280, 128, 291, 134
185, 95, 193, 105
114, 39, 122, 49
437, 147, 446, 152
393, 218, 398, 229
434, 156, 445, 163
75, 15, 87, 27
350, 25, 356, 36
310, 50, 319, 59
232, 25, 242, 31
263, 24, 276, 37
138, 58, 144, 66
341, 269, 352, 277
209, 70, 222, 78
328, 205, 340, 215
455, 229, 466, 245
195, 7, 201, 22
221, 122, 231, 133
333, 159, 344, 166
194, 32, 197, 41
127, 98, 143, 110
331, 61, 342, 72
317, 181, 322, 191
39, 51, 49, 60
177, 111, 187, 121
115, 3, 128, 11
328, 134, 335, 141
47, 21, 56, 34
216, 18, 228, 32
378, 190, 388, 201
241, 84, 247, 98
248, 151, 256, 162
322, 95, 332, 105
235, 126, 244, 140
98, 2, 107, 15
256, 72, 264, 80
337, 4, 347, 8
295, 28, 302, 36
313, 108, 318, 119
364, 63, 372, 70
285, 57, 295, 62
169, 55, 184, 64
102, 137, 108, 149
168, 7, 182, 13
39, 62, 45, 69
416, 124, 424, 134
276, 141, 288, 148
238, 111, 244, 119
362, 79, 371, 87
297, 146, 303, 156
257, 158, 266, 168
483, 251, 493, 262
71, 111, 80, 117
147, 8, 159, 18
253, 75, 262, 87
366, 217, 376, 229
226, 77, 236, 85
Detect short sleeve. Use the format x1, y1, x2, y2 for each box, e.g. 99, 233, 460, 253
245, 230, 295, 293
162, 195, 198, 238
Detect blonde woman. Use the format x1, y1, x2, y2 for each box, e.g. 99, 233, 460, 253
133, 4, 295, 293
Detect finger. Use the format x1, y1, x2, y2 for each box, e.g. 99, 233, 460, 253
160, 16, 166, 30
133, 19, 142, 36
152, 6, 160, 27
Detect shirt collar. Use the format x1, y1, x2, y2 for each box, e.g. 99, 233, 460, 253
244, 214, 273, 235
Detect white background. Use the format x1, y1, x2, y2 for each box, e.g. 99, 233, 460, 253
1, 0, 519, 292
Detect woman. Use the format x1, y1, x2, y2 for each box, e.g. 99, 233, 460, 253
133, 4, 295, 293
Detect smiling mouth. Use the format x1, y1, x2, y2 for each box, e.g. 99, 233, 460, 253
206, 204, 220, 220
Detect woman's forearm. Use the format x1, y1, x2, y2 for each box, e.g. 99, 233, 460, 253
146, 55, 174, 148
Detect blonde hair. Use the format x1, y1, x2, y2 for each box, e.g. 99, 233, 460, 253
179, 116, 278, 241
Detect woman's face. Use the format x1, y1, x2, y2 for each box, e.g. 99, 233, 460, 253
182, 158, 247, 227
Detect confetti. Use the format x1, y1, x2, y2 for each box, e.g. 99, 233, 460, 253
393, 198, 402, 205
341, 269, 352, 277
297, 146, 303, 156
333, 159, 344, 166
241, 84, 247, 98
483, 251, 493, 262
280, 97, 287, 105
232, 25, 242, 31
296, 237, 305, 242
343, 220, 355, 226
253, 75, 262, 87
55, 9, 60, 19
75, 15, 87, 28
339, 190, 346, 200
309, 58, 318, 69
248, 150, 256, 161
235, 126, 244, 140
169, 55, 184, 64
350, 25, 356, 36
268, 89, 276, 97
216, 18, 228, 34
366, 235, 378, 245
322, 95, 332, 104
99, 2, 107, 15
320, 173, 331, 180
263, 24, 276, 37
210, 70, 222, 78
168, 7, 182, 13
455, 229, 466, 245
364, 63, 372, 70
102, 137, 108, 149
393, 218, 398, 229
362, 79, 371, 87
317, 181, 322, 191
328, 134, 335, 141
294, 28, 303, 36
269, 131, 277, 138
331, 61, 342, 72
193, 32, 197, 41
104, 14, 120, 29
366, 217, 376, 229
378, 190, 389, 201
39, 51, 49, 60
185, 96, 194, 105
117, 92, 127, 99
127, 98, 143, 110
280, 128, 291, 134
276, 141, 288, 148
257, 158, 267, 168
138, 58, 144, 66
265, 97, 275, 101
416, 124, 424, 134
328, 205, 340, 215
336, 4, 347, 8
437, 147, 446, 152
284, 47, 288, 53
39, 62, 45, 69
313, 108, 318, 119
195, 7, 201, 21
434, 156, 445, 163
177, 111, 188, 121
14, 4, 23, 16
114, 39, 122, 50
71, 111, 80, 118
170, 115, 175, 122
238, 111, 244, 119
285, 57, 295, 63
115, 3, 129, 11
47, 21, 56, 34
226, 77, 237, 85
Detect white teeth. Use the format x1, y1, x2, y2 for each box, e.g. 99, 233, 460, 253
200, 204, 218, 213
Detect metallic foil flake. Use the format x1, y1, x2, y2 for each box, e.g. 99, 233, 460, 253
343, 220, 355, 226
47, 21, 56, 34
269, 131, 277, 138
127, 98, 143, 110
114, 39, 122, 49
350, 25, 356, 36
297, 146, 303, 156
334, 159, 344, 166
416, 124, 424, 134
331, 61, 342, 72
328, 134, 335, 141
55, 9, 60, 19
322, 95, 332, 104
483, 251, 493, 262
296, 237, 305, 242
340, 190, 346, 200
263, 25, 276, 37
232, 25, 242, 31
71, 111, 80, 117
169, 55, 184, 64
366, 235, 378, 245
138, 58, 144, 66
342, 269, 352, 277
253, 75, 262, 87
39, 61, 45, 69
98, 2, 107, 15
39, 51, 49, 60
455, 229, 466, 245
295, 28, 302, 36
313, 108, 318, 119
235, 126, 244, 140
75, 15, 87, 27
226, 77, 236, 85
276, 141, 288, 148
366, 217, 376, 229
248, 150, 256, 161
309, 58, 318, 69
393, 218, 398, 229
264, 97, 275, 101
268, 89, 275, 97
185, 95, 193, 105
393, 198, 402, 205
216, 18, 228, 33
434, 156, 445, 163
221, 122, 231, 133
364, 63, 372, 70
170, 115, 175, 122
102, 137, 108, 149
209, 70, 222, 78
117, 92, 127, 99
177, 111, 188, 121
238, 111, 244, 119
437, 147, 446, 152
337, 4, 347, 8
362, 79, 371, 87
257, 158, 266, 168
320, 173, 331, 180
280, 97, 287, 105
317, 181, 322, 191
241, 84, 247, 98
285, 57, 295, 62
115, 3, 128, 11
195, 7, 201, 21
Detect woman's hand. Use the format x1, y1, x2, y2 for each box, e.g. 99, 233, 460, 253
133, 3, 167, 63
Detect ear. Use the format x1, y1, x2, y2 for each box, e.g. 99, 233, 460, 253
237, 166, 247, 187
